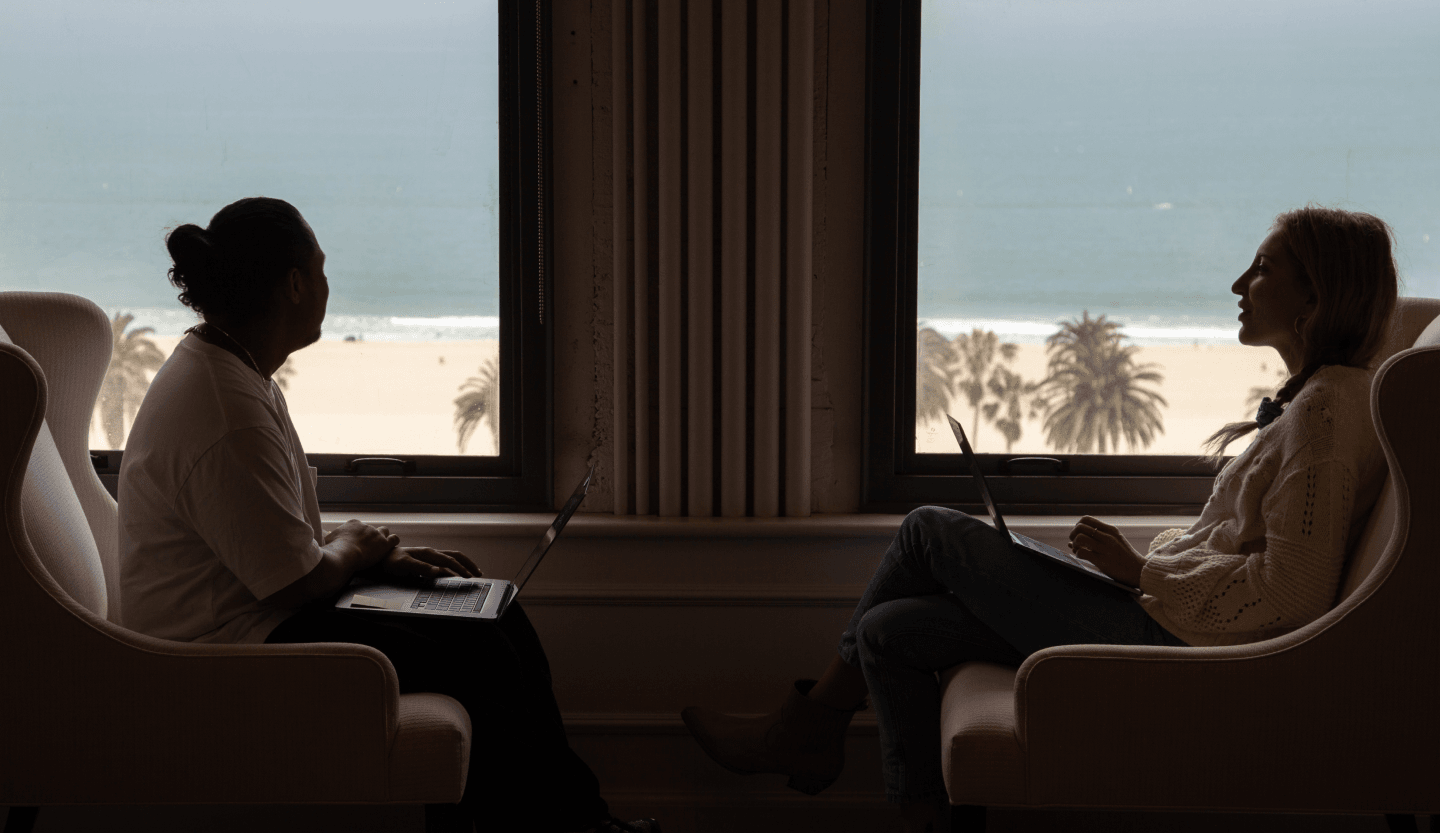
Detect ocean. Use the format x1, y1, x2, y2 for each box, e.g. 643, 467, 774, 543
0, 0, 501, 341
916, 0, 1440, 344
1, 0, 1436, 345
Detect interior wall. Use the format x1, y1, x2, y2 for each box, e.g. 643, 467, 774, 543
552, 0, 866, 514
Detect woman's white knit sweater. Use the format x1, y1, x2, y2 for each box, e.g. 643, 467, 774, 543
1138, 365, 1386, 647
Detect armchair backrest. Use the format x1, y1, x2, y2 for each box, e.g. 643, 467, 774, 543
0, 292, 117, 622
1335, 297, 1440, 604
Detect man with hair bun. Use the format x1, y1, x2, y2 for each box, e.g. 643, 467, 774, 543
119, 197, 657, 833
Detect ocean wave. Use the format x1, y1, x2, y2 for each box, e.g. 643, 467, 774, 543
103, 308, 501, 342
114, 307, 1239, 346
390, 315, 501, 329
918, 317, 1239, 345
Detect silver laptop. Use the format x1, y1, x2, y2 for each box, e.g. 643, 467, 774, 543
946, 415, 1141, 595
333, 463, 596, 619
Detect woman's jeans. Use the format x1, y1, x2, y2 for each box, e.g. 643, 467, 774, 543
265, 601, 607, 833
837, 507, 1187, 804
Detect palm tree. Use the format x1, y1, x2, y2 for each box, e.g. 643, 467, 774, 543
953, 328, 1019, 449
454, 356, 500, 453
982, 364, 1040, 453
916, 327, 959, 426
274, 358, 297, 391
1036, 311, 1167, 453
95, 312, 166, 448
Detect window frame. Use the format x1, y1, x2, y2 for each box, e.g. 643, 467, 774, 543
94, 0, 554, 512
861, 0, 1217, 515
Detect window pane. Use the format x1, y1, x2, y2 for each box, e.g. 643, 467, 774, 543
916, 0, 1439, 456
0, 0, 501, 456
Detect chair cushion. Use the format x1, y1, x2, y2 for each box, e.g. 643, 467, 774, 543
0, 321, 108, 620
387, 692, 472, 803
940, 662, 1025, 806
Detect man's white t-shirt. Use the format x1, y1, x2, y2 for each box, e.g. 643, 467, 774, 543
119, 335, 324, 644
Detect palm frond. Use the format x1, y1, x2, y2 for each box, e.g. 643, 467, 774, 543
916, 327, 959, 424
454, 356, 500, 453
1037, 311, 1166, 453
95, 312, 167, 448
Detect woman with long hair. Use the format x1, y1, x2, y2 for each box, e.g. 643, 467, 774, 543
681, 206, 1399, 832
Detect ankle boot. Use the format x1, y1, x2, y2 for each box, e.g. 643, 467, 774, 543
680, 679, 859, 795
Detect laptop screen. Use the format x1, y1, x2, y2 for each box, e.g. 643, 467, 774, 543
945, 415, 1010, 539
510, 462, 596, 591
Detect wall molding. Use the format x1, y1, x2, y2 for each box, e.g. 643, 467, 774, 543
522, 582, 870, 606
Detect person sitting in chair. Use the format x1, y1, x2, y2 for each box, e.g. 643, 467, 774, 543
118, 196, 656, 833
681, 206, 1398, 833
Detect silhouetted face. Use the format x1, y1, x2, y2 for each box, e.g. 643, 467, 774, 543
297, 232, 329, 347
1232, 229, 1314, 363
300, 242, 329, 345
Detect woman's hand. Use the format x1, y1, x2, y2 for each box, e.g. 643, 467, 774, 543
375, 546, 483, 580
1067, 515, 1146, 588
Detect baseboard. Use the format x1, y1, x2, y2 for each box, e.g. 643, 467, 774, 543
600, 789, 888, 808
564, 711, 879, 734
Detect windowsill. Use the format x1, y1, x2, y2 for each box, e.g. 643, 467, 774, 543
319, 511, 1199, 539
316, 511, 1200, 605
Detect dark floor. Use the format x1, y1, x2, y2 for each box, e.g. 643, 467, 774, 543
5, 804, 1428, 832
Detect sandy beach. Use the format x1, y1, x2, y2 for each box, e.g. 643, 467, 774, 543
915, 341, 1285, 457
95, 336, 501, 457
97, 336, 1281, 459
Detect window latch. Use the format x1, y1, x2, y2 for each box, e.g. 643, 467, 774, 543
998, 457, 1067, 475
343, 457, 417, 476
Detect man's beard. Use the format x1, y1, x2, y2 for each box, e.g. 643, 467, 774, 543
302, 326, 323, 348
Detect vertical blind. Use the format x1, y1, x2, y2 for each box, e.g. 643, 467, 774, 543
611, 0, 814, 517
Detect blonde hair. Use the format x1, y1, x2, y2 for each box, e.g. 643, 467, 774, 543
1204, 206, 1398, 458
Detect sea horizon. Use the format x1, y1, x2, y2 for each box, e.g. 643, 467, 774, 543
106, 306, 501, 343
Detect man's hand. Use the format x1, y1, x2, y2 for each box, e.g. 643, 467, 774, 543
262, 520, 399, 609
375, 547, 483, 580
1067, 515, 1146, 588
324, 520, 393, 547
326, 519, 400, 572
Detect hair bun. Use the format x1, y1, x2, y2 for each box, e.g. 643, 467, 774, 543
165, 197, 314, 322
167, 223, 213, 268
166, 223, 219, 315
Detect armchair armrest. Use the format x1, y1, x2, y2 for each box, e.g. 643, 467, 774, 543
4, 596, 405, 805
1010, 632, 1395, 812
1015, 641, 1261, 747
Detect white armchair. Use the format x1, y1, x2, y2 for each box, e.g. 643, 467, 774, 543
939, 297, 1440, 832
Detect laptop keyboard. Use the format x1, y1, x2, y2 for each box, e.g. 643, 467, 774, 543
412, 581, 491, 613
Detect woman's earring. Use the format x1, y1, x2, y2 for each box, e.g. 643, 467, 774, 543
1293, 316, 1306, 336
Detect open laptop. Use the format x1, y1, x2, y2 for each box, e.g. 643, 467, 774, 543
333, 462, 597, 619
946, 415, 1141, 596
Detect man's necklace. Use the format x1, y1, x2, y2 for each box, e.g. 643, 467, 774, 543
186, 321, 267, 380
